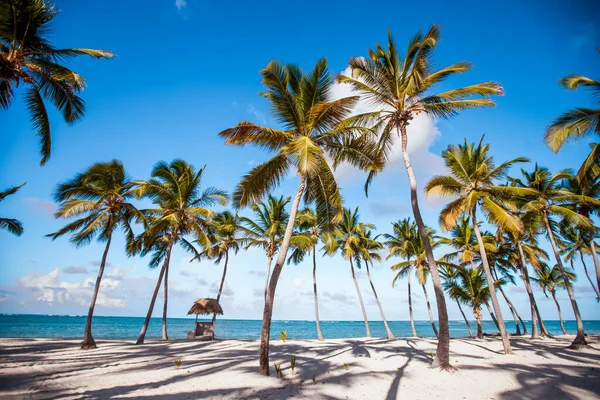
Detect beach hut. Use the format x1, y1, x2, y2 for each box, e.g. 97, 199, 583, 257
187, 298, 223, 340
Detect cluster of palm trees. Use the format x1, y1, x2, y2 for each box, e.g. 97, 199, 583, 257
2, 0, 599, 377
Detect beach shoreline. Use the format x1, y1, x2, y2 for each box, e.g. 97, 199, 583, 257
1, 336, 599, 399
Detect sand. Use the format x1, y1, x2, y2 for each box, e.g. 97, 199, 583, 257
0, 335, 599, 399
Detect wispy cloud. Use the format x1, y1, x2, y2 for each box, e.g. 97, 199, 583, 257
21, 197, 56, 216
175, 0, 187, 9
247, 104, 267, 124
63, 266, 88, 274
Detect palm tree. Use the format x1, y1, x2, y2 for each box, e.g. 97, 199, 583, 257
287, 208, 325, 340
531, 264, 576, 335
387, 220, 440, 338
511, 165, 596, 347
383, 218, 419, 337
195, 211, 243, 326
324, 207, 373, 338
358, 229, 395, 339
426, 137, 529, 354
452, 265, 497, 339
0, 183, 25, 235
239, 195, 290, 301
47, 161, 141, 349
562, 174, 600, 294
439, 264, 475, 338
219, 59, 372, 376
132, 160, 227, 344
560, 223, 600, 299
544, 50, 599, 179
337, 25, 503, 369
0, 0, 114, 165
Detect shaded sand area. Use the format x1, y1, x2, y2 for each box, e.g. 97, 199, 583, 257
0, 336, 599, 399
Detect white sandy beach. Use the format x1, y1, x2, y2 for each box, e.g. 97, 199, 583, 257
0, 336, 599, 399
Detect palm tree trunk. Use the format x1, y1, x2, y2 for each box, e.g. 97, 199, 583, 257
407, 273, 417, 337
534, 302, 552, 337
212, 250, 229, 327
456, 300, 474, 338
421, 283, 438, 338
136, 240, 174, 345
495, 280, 526, 335
590, 239, 600, 294
81, 231, 113, 350
312, 249, 324, 341
162, 263, 169, 341
551, 290, 568, 335
578, 250, 600, 299
516, 241, 539, 339
471, 208, 512, 353
542, 212, 587, 347
259, 177, 305, 376
474, 307, 483, 339
485, 302, 501, 331
399, 125, 451, 369
366, 261, 394, 339
350, 258, 371, 338
264, 253, 274, 302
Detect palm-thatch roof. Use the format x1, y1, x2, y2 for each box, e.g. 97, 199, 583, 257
187, 298, 224, 315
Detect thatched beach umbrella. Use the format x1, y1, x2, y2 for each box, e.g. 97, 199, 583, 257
187, 298, 224, 323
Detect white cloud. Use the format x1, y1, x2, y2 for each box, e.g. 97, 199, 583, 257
21, 197, 56, 216
247, 104, 267, 124
63, 266, 88, 274
175, 0, 187, 9
210, 281, 234, 297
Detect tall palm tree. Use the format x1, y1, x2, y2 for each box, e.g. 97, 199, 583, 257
324, 207, 373, 338
544, 50, 599, 179
0, 0, 114, 165
562, 174, 600, 294
47, 161, 141, 349
337, 25, 503, 369
426, 137, 529, 354
132, 160, 227, 344
452, 265, 498, 339
0, 183, 25, 235
358, 229, 395, 339
287, 208, 325, 340
560, 223, 600, 299
195, 211, 243, 326
439, 264, 475, 338
239, 195, 290, 301
531, 264, 576, 335
511, 165, 597, 347
383, 218, 419, 337
219, 58, 373, 376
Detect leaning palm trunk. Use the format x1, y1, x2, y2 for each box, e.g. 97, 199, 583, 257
350, 258, 371, 338
312, 249, 324, 341
474, 306, 483, 339
496, 282, 526, 335
578, 250, 600, 299
590, 240, 600, 293
542, 213, 587, 346
399, 126, 451, 368
259, 177, 306, 376
421, 283, 438, 338
212, 251, 229, 326
516, 241, 539, 339
162, 264, 169, 340
551, 290, 568, 335
471, 208, 512, 353
136, 240, 174, 345
81, 232, 113, 350
263, 252, 274, 302
485, 303, 501, 331
456, 300, 474, 338
365, 261, 394, 339
407, 273, 417, 337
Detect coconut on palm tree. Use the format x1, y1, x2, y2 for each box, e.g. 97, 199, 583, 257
0, 0, 114, 165
47, 161, 142, 349
425, 137, 530, 354
0, 183, 25, 235
337, 25, 504, 369
324, 207, 373, 338
132, 160, 227, 344
219, 58, 374, 376
510, 165, 597, 347
195, 211, 244, 326
239, 195, 290, 301
531, 263, 576, 335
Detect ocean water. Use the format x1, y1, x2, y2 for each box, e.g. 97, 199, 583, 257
0, 314, 598, 340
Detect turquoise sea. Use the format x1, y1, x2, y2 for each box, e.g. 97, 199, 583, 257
1, 314, 599, 340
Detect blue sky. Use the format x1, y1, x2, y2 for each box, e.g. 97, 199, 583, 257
1, 0, 599, 324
